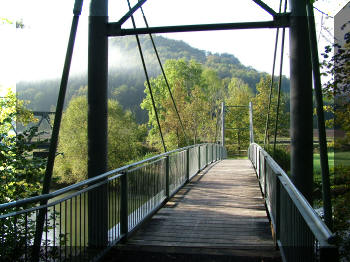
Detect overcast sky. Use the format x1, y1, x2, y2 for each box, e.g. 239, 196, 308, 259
0, 0, 348, 93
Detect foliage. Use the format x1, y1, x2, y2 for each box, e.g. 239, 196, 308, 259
141, 59, 224, 151
252, 77, 289, 144
321, 40, 350, 98
0, 90, 37, 134
0, 90, 47, 260
54, 95, 147, 184
313, 164, 350, 261
0, 90, 45, 203
224, 78, 253, 156
265, 145, 291, 173
321, 32, 350, 147
17, 35, 290, 124
330, 166, 350, 261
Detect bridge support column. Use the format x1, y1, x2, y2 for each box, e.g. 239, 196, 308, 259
88, 0, 109, 248
289, 0, 313, 203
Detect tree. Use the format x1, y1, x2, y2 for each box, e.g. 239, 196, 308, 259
141, 59, 224, 151
252, 77, 289, 144
224, 78, 253, 155
0, 89, 44, 203
54, 95, 147, 184
0, 89, 47, 260
321, 40, 350, 148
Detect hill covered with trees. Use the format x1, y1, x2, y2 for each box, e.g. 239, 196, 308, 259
17, 35, 290, 123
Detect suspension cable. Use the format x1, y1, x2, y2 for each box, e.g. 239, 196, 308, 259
127, 0, 167, 152
139, 6, 189, 145
273, 0, 287, 156
264, 0, 283, 148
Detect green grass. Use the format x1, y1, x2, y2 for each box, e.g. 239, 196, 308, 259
313, 151, 334, 173
314, 151, 350, 173
227, 155, 248, 160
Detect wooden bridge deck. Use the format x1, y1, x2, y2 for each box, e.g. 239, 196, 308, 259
107, 160, 281, 261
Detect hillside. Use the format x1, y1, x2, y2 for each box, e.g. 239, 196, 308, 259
17, 35, 290, 123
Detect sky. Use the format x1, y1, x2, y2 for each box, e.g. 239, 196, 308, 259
0, 0, 348, 95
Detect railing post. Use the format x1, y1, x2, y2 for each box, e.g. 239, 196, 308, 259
264, 155, 267, 196
165, 155, 170, 198
256, 148, 260, 178
255, 146, 258, 170
198, 145, 201, 171
206, 144, 208, 165
120, 172, 128, 239
213, 144, 216, 161
186, 149, 190, 181
211, 144, 214, 163
275, 174, 281, 246
216, 145, 220, 160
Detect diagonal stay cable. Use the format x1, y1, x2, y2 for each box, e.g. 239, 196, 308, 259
140, 6, 190, 145
127, 0, 167, 153
273, 0, 287, 156
264, 0, 283, 148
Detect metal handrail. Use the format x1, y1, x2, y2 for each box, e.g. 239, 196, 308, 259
251, 143, 333, 243
248, 143, 338, 261
0, 143, 207, 211
0, 143, 226, 261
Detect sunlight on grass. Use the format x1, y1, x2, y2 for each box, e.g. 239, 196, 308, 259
314, 151, 350, 173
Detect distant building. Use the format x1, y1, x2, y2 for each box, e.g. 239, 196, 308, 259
334, 2, 350, 151
334, 1, 350, 47
334, 2, 349, 101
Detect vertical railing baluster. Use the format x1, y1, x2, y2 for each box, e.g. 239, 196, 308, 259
206, 144, 208, 165
120, 172, 128, 240
264, 155, 267, 196
186, 149, 190, 182
165, 155, 170, 199
198, 146, 201, 171
276, 174, 281, 246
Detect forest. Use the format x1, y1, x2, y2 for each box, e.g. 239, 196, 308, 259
16, 35, 291, 123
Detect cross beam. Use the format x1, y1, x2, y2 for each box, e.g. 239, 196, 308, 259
116, 0, 147, 26
108, 17, 290, 36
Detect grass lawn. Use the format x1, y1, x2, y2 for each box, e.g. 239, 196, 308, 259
314, 151, 350, 173
228, 155, 248, 160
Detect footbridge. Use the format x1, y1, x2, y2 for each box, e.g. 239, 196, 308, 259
0, 143, 337, 261
0, 0, 339, 261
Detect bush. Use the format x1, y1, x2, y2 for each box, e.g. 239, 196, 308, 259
265, 145, 290, 173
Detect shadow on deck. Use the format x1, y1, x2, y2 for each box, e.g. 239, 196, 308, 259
103, 160, 281, 262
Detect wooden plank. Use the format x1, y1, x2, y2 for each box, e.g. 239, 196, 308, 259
115, 159, 280, 260
126, 240, 274, 247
